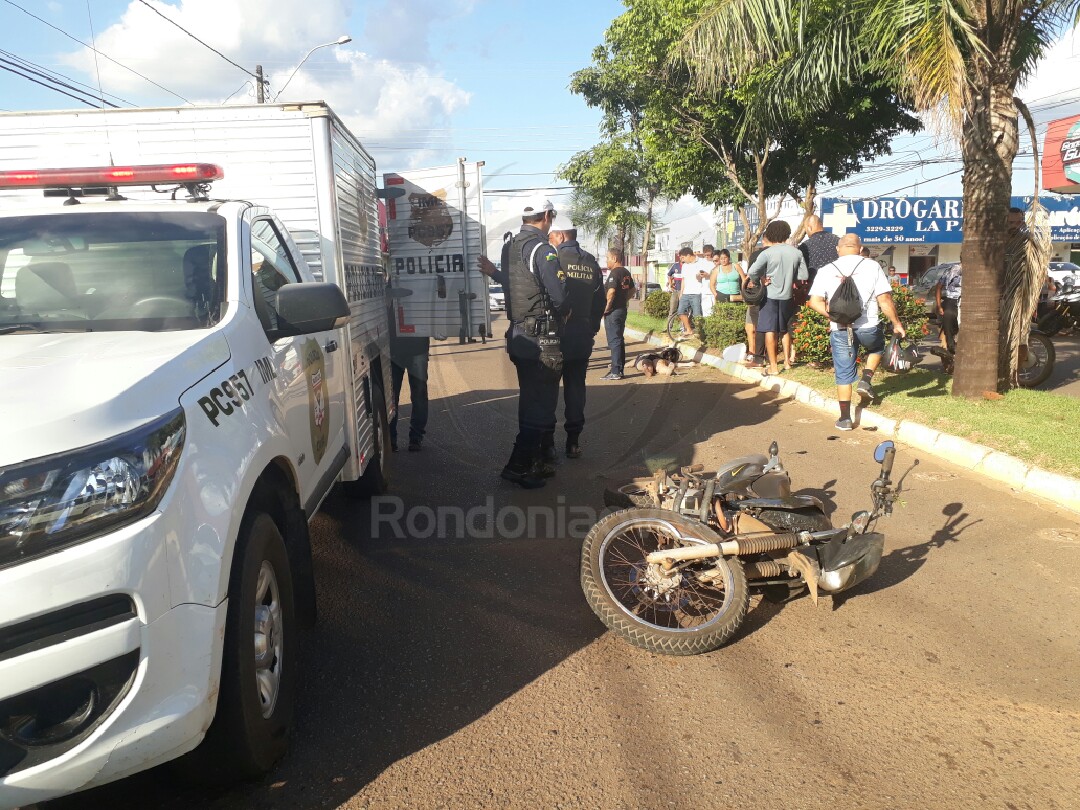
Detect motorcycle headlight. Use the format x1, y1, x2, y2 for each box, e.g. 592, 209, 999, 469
0, 409, 185, 569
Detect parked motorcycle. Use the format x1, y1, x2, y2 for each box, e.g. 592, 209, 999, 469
581, 441, 900, 655
929, 329, 1055, 388
1037, 287, 1080, 337
603, 441, 832, 534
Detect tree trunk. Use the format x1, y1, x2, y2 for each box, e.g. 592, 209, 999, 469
792, 180, 817, 242
641, 191, 656, 284
952, 78, 1019, 398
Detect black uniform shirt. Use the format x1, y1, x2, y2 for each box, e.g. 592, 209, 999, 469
556, 239, 605, 360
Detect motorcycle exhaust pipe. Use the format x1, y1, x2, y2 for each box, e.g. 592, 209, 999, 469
646, 532, 801, 566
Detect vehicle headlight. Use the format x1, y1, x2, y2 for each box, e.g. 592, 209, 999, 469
0, 409, 185, 568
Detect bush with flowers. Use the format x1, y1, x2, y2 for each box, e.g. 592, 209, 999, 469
791, 280, 930, 368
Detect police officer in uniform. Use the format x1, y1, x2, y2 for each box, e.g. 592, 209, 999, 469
477, 198, 569, 488
545, 214, 604, 460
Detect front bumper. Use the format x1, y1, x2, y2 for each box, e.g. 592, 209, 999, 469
0, 515, 227, 807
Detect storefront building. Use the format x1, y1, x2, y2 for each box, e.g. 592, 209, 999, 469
819, 196, 1080, 284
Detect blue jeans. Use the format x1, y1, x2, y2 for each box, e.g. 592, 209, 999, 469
604, 309, 627, 374
830, 326, 885, 386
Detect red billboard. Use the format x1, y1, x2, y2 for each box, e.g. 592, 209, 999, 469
1042, 114, 1080, 194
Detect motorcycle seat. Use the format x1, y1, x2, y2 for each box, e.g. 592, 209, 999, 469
714, 454, 769, 493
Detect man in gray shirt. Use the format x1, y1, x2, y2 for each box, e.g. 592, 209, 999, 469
747, 219, 808, 374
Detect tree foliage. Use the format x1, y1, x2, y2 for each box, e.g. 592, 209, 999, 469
566, 0, 920, 256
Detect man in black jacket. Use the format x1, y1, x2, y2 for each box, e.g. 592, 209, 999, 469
477, 198, 569, 488
546, 215, 605, 460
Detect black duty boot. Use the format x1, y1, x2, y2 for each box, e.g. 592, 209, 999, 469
540, 439, 557, 465
501, 446, 547, 489
566, 433, 582, 459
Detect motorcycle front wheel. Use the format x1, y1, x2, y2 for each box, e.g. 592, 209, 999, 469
1018, 331, 1056, 388
581, 508, 749, 655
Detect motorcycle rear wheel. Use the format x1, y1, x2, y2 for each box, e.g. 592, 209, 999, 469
1018, 331, 1055, 388
581, 508, 749, 655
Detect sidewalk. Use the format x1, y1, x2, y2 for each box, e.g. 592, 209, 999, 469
625, 325, 1080, 516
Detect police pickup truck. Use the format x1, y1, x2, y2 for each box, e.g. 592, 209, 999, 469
0, 104, 393, 805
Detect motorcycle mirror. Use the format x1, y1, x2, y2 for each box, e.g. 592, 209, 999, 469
768, 440, 778, 458
873, 440, 895, 464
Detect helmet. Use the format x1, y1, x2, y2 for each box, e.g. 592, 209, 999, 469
885, 336, 920, 374
741, 277, 767, 306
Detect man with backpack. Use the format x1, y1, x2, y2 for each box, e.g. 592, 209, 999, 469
808, 234, 906, 431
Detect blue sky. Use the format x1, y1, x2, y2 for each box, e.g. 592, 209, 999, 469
0, 0, 621, 201
2, 0, 1078, 231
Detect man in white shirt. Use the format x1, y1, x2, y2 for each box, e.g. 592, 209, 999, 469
808, 233, 905, 431
676, 246, 710, 336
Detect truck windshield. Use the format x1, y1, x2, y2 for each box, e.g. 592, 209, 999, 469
0, 211, 226, 334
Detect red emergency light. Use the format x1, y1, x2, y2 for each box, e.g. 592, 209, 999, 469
0, 163, 224, 189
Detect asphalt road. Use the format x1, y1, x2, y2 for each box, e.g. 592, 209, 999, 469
51, 316, 1080, 810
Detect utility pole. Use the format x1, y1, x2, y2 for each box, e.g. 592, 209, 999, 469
255, 65, 265, 103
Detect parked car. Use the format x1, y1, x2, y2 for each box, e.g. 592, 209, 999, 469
645, 282, 662, 296
910, 262, 956, 318
1048, 261, 1080, 289
489, 283, 505, 311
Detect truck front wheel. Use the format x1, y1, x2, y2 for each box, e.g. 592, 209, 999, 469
186, 511, 298, 782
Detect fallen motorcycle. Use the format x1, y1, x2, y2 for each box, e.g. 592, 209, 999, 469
581, 441, 900, 656
603, 441, 832, 534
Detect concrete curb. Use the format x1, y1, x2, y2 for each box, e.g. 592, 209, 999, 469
625, 325, 1080, 516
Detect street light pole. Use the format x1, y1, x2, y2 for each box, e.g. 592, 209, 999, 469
272, 35, 352, 103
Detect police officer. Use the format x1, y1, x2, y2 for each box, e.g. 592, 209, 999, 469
477, 198, 569, 488
545, 215, 604, 460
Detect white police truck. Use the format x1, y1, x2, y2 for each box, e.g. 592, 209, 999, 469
0, 103, 393, 804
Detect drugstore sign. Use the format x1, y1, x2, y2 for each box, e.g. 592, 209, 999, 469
821, 196, 1080, 244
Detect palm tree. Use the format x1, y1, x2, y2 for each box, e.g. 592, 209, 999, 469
682, 0, 1068, 396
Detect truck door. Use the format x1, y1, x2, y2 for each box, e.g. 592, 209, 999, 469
248, 217, 347, 507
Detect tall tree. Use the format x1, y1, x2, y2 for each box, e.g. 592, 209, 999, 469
682, 0, 1066, 395
568, 0, 919, 258
560, 137, 662, 263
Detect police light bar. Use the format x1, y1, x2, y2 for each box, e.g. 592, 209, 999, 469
0, 163, 224, 189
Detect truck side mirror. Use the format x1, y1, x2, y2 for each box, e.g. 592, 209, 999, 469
267, 282, 349, 340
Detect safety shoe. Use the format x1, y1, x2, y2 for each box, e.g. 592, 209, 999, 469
501, 463, 546, 489
835, 417, 854, 432
856, 380, 876, 406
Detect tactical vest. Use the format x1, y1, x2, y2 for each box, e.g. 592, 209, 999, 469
502, 230, 548, 324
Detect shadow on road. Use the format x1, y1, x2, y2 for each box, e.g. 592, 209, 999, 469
53, 347, 797, 810
830, 502, 975, 611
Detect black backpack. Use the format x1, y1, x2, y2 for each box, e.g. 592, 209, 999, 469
827, 259, 874, 326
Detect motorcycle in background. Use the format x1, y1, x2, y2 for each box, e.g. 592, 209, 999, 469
581, 441, 901, 656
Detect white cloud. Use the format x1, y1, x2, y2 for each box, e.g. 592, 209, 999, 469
63, 0, 472, 166
1020, 28, 1080, 127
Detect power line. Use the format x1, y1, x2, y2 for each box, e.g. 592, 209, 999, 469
0, 48, 133, 106
133, 0, 258, 80
0, 55, 117, 108
2, 0, 191, 104
0, 62, 102, 108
